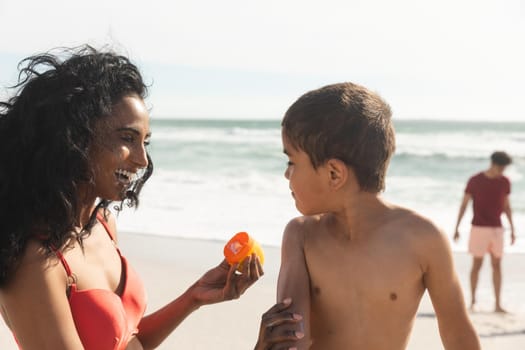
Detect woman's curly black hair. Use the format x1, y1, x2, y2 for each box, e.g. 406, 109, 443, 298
0, 45, 153, 287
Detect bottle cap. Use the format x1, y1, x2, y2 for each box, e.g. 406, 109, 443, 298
224, 232, 264, 265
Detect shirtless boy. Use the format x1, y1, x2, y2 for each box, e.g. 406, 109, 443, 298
276, 82, 480, 349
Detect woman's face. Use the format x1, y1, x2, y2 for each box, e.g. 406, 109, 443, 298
87, 94, 151, 202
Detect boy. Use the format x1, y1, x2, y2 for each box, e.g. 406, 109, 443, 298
453, 151, 515, 312
277, 82, 480, 349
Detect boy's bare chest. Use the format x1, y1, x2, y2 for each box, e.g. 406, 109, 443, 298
305, 237, 425, 307
304, 238, 425, 348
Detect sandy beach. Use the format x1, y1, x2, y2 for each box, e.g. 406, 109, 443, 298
1, 232, 524, 349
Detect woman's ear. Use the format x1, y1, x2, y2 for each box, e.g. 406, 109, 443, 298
326, 159, 348, 189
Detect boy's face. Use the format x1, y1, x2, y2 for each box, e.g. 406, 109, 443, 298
282, 132, 331, 215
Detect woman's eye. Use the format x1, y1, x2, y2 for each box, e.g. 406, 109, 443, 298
287, 161, 294, 166
122, 135, 134, 143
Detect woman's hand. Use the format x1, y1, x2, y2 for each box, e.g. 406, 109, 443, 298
190, 254, 263, 306
254, 298, 304, 350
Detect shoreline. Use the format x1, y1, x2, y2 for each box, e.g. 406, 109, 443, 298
1, 232, 524, 349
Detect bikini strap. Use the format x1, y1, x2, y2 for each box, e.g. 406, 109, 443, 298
53, 248, 73, 278
39, 234, 75, 284
96, 212, 116, 242
45, 214, 115, 284
51, 247, 77, 294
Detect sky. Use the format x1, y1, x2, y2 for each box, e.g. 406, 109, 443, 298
0, 0, 524, 121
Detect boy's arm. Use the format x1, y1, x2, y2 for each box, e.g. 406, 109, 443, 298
423, 224, 481, 350
503, 196, 516, 245
276, 218, 311, 349
453, 193, 471, 241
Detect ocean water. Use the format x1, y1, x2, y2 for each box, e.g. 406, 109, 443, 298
115, 119, 525, 254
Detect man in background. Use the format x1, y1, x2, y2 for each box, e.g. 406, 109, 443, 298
454, 151, 516, 313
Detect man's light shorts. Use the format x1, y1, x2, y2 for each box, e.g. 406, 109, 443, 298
468, 225, 504, 258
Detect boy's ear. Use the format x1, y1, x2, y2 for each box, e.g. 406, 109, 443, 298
326, 158, 348, 189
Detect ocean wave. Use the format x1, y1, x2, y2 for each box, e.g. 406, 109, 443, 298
151, 127, 281, 144
394, 148, 525, 160
393, 151, 489, 161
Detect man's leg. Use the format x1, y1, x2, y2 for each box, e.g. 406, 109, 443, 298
470, 257, 483, 311
490, 254, 506, 313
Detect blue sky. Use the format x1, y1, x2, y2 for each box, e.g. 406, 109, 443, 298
0, 0, 524, 120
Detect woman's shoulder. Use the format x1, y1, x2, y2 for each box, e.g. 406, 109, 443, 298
0, 238, 83, 349
2, 238, 67, 295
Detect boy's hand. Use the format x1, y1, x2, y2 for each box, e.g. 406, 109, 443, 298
254, 298, 304, 350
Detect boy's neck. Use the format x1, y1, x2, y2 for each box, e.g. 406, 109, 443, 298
485, 165, 504, 178
331, 191, 389, 240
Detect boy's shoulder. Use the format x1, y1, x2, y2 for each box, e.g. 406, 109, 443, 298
281, 214, 330, 247
284, 214, 323, 230
282, 207, 446, 249
387, 204, 443, 238
283, 213, 338, 235
386, 205, 450, 257
284, 208, 442, 235
390, 204, 437, 227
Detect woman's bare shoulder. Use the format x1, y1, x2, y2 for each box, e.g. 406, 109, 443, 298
3, 239, 66, 295
1, 239, 83, 349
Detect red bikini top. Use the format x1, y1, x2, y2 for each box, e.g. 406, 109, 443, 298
53, 214, 147, 350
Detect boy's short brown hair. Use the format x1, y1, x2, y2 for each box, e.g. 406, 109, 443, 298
282, 82, 395, 192
491, 151, 512, 166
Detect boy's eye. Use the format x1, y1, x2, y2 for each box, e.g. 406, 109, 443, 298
144, 139, 151, 147
287, 161, 294, 166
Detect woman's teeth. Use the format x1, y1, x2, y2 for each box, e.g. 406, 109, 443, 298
115, 169, 135, 182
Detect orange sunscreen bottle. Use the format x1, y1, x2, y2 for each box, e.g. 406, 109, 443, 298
224, 232, 265, 265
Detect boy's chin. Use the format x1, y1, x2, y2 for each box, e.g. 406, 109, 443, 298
296, 205, 323, 217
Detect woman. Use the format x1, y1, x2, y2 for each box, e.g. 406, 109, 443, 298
0, 46, 263, 349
